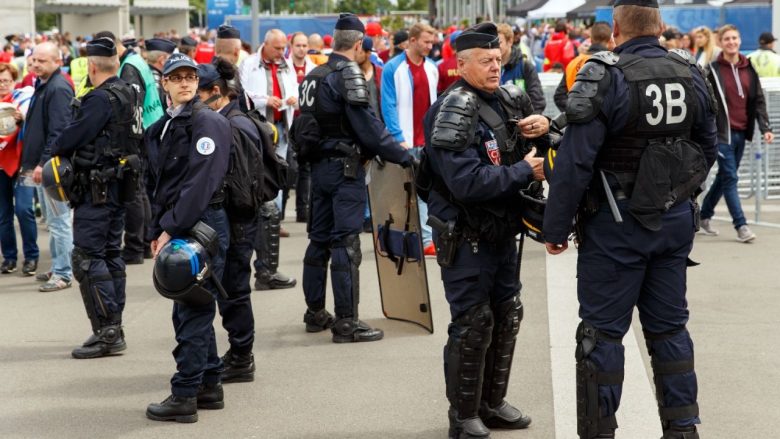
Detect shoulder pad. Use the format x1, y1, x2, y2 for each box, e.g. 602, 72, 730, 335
566, 60, 611, 124
431, 88, 479, 151
667, 49, 696, 66
337, 61, 369, 106
588, 51, 619, 66
496, 83, 532, 118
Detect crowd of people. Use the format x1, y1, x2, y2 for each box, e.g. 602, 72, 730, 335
0, 1, 774, 436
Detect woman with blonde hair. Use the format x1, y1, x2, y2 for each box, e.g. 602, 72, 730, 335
693, 26, 720, 69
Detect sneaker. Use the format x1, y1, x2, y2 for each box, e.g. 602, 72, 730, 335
39, 275, 72, 292
736, 225, 756, 243
423, 243, 436, 257
21, 260, 37, 276
36, 271, 52, 282
0, 260, 16, 274
698, 218, 718, 236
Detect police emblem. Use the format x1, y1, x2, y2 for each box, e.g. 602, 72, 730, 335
484, 139, 501, 165
196, 137, 215, 155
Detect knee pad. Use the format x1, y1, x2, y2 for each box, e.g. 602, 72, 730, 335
643, 328, 699, 428
71, 247, 90, 282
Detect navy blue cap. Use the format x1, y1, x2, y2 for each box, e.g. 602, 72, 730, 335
217, 25, 240, 40
86, 37, 116, 57
146, 38, 176, 54
335, 13, 365, 33
180, 36, 198, 47
361, 36, 373, 52
163, 53, 197, 76
455, 23, 500, 52
196, 63, 220, 89
613, 0, 658, 7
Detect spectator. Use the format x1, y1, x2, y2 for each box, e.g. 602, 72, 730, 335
553, 21, 613, 112
700, 24, 774, 242
692, 26, 720, 70
543, 21, 575, 72
748, 32, 780, 77
0, 63, 37, 276
437, 30, 461, 94
497, 23, 546, 113
23, 42, 74, 291
381, 23, 438, 255
307, 33, 328, 65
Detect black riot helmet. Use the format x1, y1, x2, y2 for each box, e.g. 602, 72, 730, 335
153, 237, 215, 306
519, 182, 546, 244
41, 156, 75, 202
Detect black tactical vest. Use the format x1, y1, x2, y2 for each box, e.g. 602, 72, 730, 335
597, 52, 697, 192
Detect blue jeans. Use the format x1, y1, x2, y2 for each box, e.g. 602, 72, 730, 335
40, 189, 73, 280
408, 147, 432, 246
0, 173, 39, 262
273, 121, 288, 212
701, 130, 747, 229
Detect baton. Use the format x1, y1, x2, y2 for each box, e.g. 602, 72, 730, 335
599, 170, 623, 224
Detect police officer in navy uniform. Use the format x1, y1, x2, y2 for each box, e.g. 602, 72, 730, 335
196, 59, 259, 383
419, 23, 551, 439
294, 14, 413, 342
543, 1, 717, 438
51, 37, 143, 359
144, 53, 232, 422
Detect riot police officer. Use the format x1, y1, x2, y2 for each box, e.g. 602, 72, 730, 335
543, 1, 717, 438
196, 59, 259, 383
144, 53, 232, 422
292, 14, 413, 342
50, 37, 142, 359
419, 23, 550, 439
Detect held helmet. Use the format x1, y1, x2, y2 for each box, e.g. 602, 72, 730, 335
0, 103, 16, 137
519, 182, 546, 244
41, 156, 75, 202
153, 238, 215, 306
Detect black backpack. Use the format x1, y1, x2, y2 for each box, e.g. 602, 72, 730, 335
237, 107, 288, 202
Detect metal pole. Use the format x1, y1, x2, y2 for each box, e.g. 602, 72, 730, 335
251, 0, 259, 52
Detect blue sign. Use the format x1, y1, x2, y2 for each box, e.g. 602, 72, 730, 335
207, 0, 243, 31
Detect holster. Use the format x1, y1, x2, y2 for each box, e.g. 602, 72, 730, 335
89, 170, 108, 205
427, 214, 459, 267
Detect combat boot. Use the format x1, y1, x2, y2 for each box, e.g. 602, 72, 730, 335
662, 425, 699, 439
221, 349, 255, 383
146, 395, 198, 423
479, 400, 531, 430
331, 318, 384, 343
448, 408, 491, 439
303, 308, 335, 332
254, 269, 297, 290
197, 382, 224, 410
71, 325, 126, 359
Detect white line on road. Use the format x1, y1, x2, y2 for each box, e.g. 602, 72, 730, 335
546, 249, 661, 439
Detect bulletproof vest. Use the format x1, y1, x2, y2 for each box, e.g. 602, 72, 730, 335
298, 61, 352, 139
597, 52, 697, 190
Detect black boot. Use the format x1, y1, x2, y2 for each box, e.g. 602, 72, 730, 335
449, 407, 491, 439
662, 425, 699, 439
331, 317, 383, 343
254, 269, 297, 290
197, 382, 225, 410
304, 308, 335, 333
221, 349, 255, 383
71, 325, 126, 359
146, 394, 198, 423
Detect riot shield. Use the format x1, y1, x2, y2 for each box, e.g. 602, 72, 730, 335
367, 160, 433, 333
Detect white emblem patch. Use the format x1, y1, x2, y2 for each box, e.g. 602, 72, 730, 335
196, 137, 215, 156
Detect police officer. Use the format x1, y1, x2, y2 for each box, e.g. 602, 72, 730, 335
420, 22, 550, 439
196, 59, 259, 383
51, 37, 143, 359
295, 14, 413, 342
144, 53, 232, 422
543, 1, 717, 438
145, 38, 176, 111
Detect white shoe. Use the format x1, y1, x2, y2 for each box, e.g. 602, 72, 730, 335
736, 225, 756, 243
698, 219, 718, 236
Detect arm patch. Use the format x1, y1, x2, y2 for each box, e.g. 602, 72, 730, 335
430, 89, 479, 152
337, 61, 370, 106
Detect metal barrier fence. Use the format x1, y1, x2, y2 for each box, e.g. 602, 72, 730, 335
538, 73, 780, 226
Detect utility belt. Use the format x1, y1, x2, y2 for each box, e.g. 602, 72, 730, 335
72, 154, 141, 205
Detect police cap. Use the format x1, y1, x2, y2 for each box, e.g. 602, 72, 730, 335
455, 23, 500, 52
613, 0, 659, 7
146, 38, 176, 54
217, 25, 241, 40
163, 53, 197, 75
335, 13, 365, 33
86, 37, 117, 57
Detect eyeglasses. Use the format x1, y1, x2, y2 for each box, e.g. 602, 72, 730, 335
166, 74, 199, 83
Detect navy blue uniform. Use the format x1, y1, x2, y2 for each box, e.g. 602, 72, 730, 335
543, 37, 717, 436
302, 53, 410, 320
53, 77, 127, 338
145, 98, 231, 397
